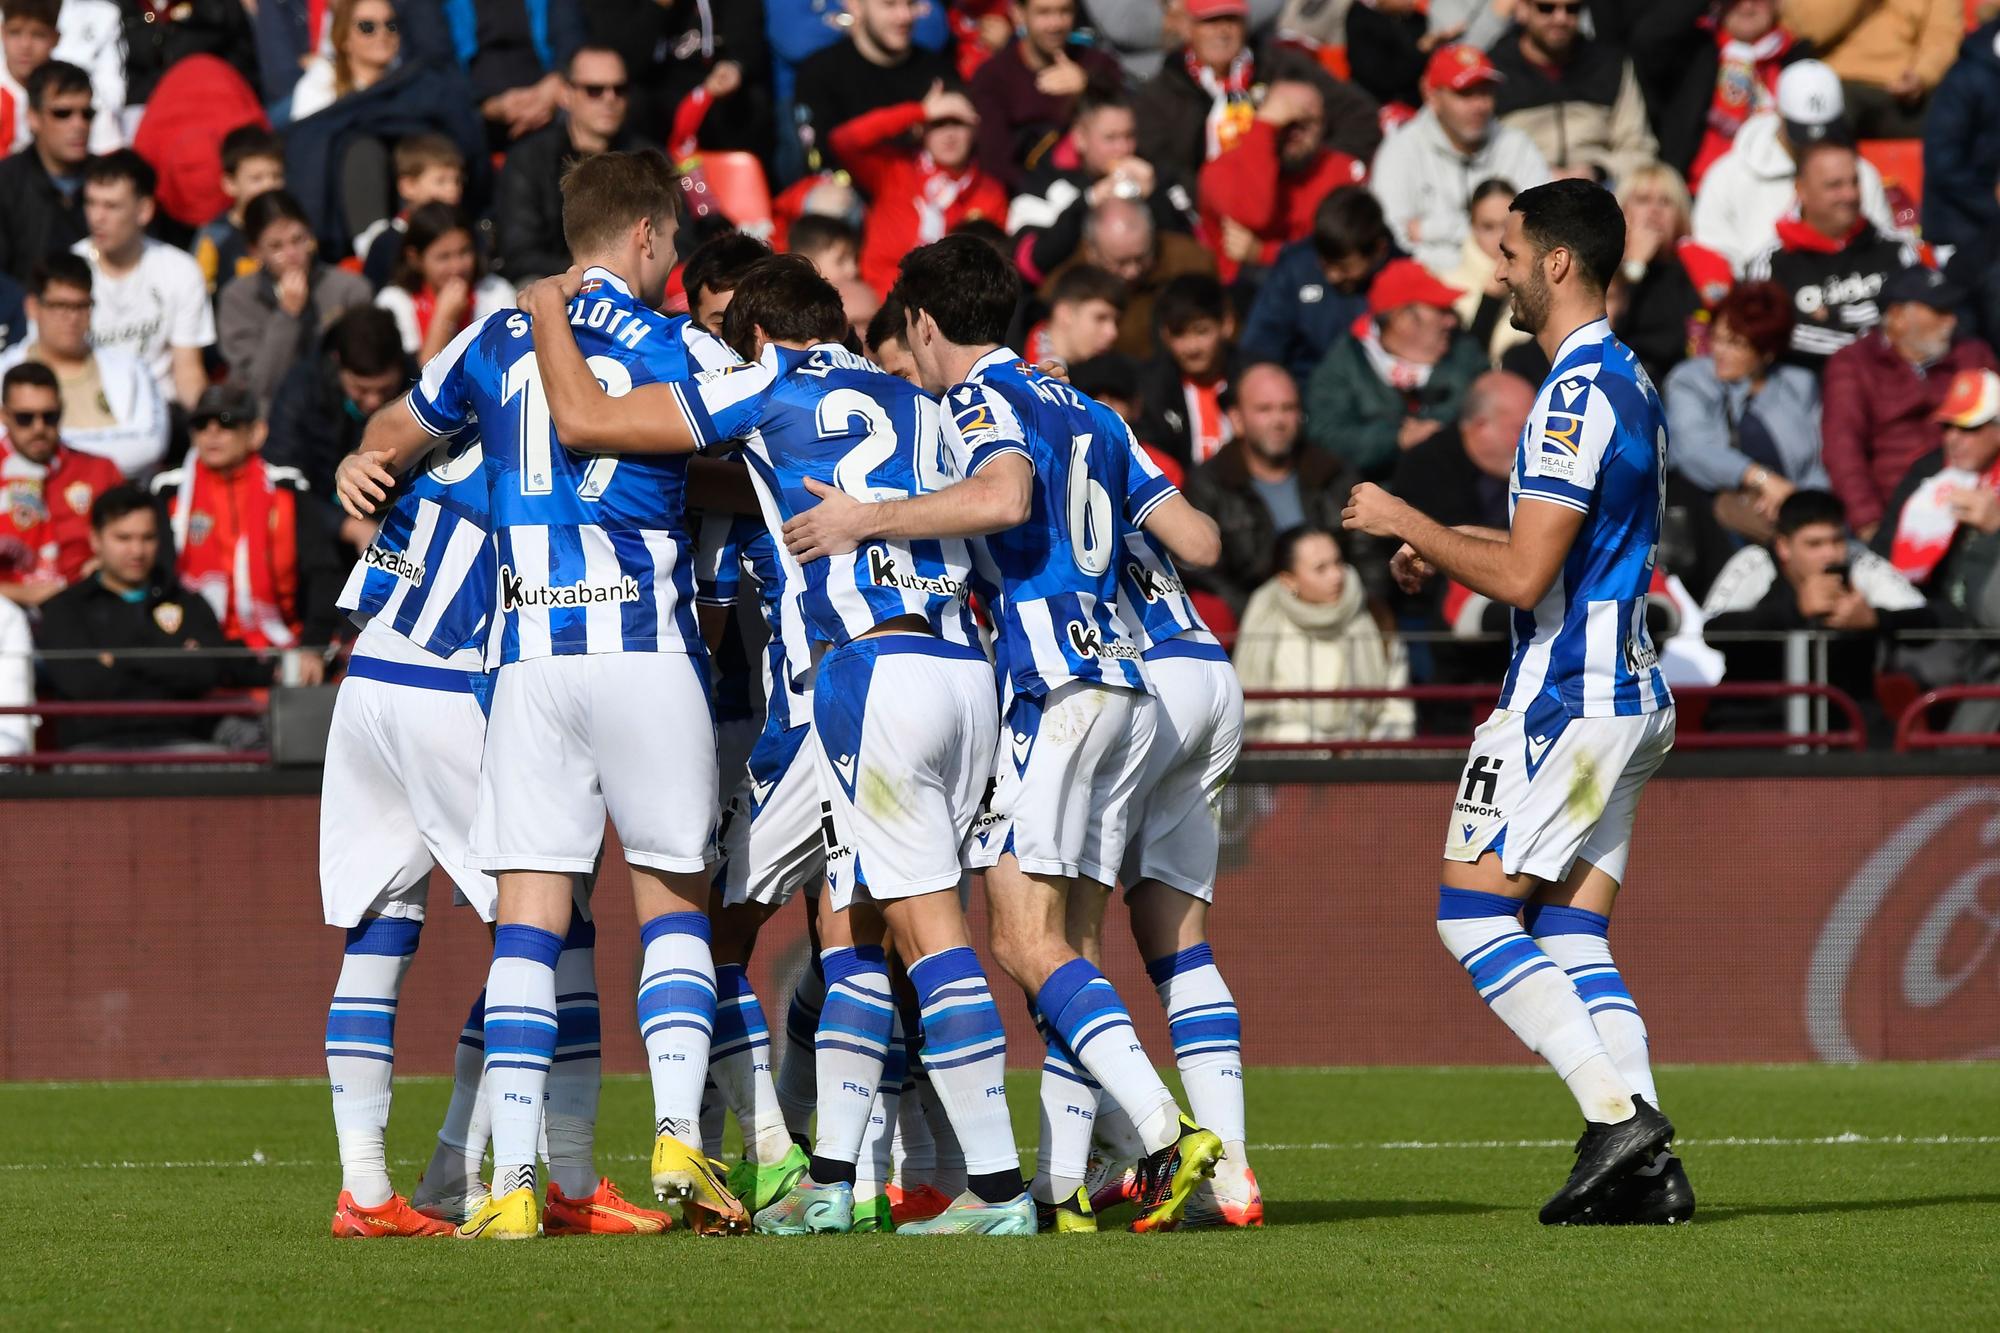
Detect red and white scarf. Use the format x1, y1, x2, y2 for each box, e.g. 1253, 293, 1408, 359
169, 460, 301, 649
1889, 461, 2000, 583
1355, 318, 1436, 392
1185, 48, 1256, 160
914, 153, 977, 245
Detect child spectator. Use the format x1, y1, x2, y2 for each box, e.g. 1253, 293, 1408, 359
0, 360, 122, 607
150, 383, 340, 673
1137, 272, 1238, 469
0, 0, 58, 154
193, 126, 285, 298
828, 80, 1009, 297
217, 191, 373, 409
786, 213, 861, 288
1022, 263, 1126, 370
354, 133, 465, 290
374, 203, 516, 364
1235, 525, 1413, 745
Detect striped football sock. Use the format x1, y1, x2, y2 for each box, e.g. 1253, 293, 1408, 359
776, 953, 825, 1145
1437, 887, 1633, 1123
422, 988, 488, 1199
909, 946, 1017, 1199
1034, 1014, 1099, 1206
485, 923, 564, 1195
812, 945, 894, 1182
711, 963, 793, 1164
856, 1012, 907, 1205
1037, 958, 1178, 1154
1528, 904, 1659, 1107
1147, 942, 1246, 1182
637, 912, 716, 1150
545, 915, 602, 1199
327, 916, 421, 1208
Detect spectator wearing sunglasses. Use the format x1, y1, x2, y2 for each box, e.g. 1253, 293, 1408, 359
0, 60, 92, 284
0, 360, 124, 607
1488, 0, 1660, 190
496, 45, 644, 283
0, 255, 167, 475
289, 0, 402, 123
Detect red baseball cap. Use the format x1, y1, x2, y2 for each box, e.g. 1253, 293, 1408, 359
1369, 259, 1464, 316
1423, 44, 1502, 94
1185, 0, 1250, 19
1934, 368, 2000, 429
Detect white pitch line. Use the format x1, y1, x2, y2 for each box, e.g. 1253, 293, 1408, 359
6, 1133, 1997, 1171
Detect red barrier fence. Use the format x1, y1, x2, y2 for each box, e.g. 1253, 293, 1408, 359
4, 772, 1995, 1080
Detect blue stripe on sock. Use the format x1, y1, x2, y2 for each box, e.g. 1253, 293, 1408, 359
1437, 886, 1522, 921
563, 915, 598, 948
493, 923, 563, 968
343, 916, 422, 956
1144, 942, 1215, 987
1528, 904, 1611, 938
639, 910, 711, 950
1481, 957, 1557, 1003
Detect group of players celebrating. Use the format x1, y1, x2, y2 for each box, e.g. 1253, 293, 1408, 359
318, 147, 1690, 1243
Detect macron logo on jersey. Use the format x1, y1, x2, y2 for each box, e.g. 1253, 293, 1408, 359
499, 565, 641, 611
865, 547, 967, 599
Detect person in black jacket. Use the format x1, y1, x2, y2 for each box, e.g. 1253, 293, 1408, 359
791, 0, 955, 176
0, 62, 92, 285
117, 0, 258, 106
582, 0, 773, 157
1343, 0, 1440, 111
1629, 0, 1816, 186
494, 45, 647, 282
35, 483, 249, 749
263, 307, 413, 558
1923, 19, 2000, 258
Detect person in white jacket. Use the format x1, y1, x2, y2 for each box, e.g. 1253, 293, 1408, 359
0, 593, 31, 756
1691, 59, 1895, 275
1368, 44, 1550, 277
51, 0, 125, 150
0, 254, 169, 476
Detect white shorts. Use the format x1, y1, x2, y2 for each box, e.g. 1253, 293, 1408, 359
1120, 646, 1243, 901
715, 721, 826, 909
319, 648, 495, 927
968, 680, 1157, 885
813, 636, 997, 911
1444, 704, 1676, 884
470, 651, 718, 875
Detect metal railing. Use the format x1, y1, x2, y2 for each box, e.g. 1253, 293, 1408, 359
1894, 685, 2000, 752
0, 699, 269, 767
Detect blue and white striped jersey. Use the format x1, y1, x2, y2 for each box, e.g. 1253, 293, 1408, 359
944, 347, 1150, 699
682, 341, 980, 651
694, 510, 811, 733
406, 267, 734, 666
337, 426, 493, 662
1500, 317, 1672, 718
1104, 427, 1217, 654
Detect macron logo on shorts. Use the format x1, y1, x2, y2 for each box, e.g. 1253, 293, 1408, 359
499, 565, 641, 611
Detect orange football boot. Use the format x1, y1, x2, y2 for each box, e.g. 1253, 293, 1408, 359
889, 1183, 954, 1227
544, 1178, 674, 1236
331, 1191, 454, 1238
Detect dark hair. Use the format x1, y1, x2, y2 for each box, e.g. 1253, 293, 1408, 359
221, 125, 284, 177
1795, 138, 1857, 182
720, 254, 848, 361
1154, 272, 1227, 336
89, 482, 157, 532
1, 0, 61, 29
393, 202, 478, 293
890, 235, 1020, 348
1273, 524, 1340, 575
83, 148, 157, 200
865, 293, 906, 357
393, 132, 464, 180
242, 190, 313, 246
1048, 262, 1128, 312
1073, 86, 1131, 126
24, 58, 89, 110
1311, 185, 1390, 265
561, 148, 680, 258
1470, 177, 1516, 210
2, 360, 58, 400
565, 43, 625, 80
1067, 352, 1139, 404
786, 213, 857, 261
682, 230, 772, 308
327, 305, 406, 377
28, 252, 91, 298
1713, 280, 1795, 363
1510, 178, 1625, 294
950, 216, 1011, 262
1775, 488, 1847, 538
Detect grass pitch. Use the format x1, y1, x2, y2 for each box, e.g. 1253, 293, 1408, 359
4, 1063, 1995, 1329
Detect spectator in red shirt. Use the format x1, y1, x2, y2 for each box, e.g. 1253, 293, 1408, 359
830, 81, 1010, 297
966, 0, 1122, 191
0, 361, 123, 607
1199, 74, 1366, 284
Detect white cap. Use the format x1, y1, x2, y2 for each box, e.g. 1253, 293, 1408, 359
1776, 60, 1844, 137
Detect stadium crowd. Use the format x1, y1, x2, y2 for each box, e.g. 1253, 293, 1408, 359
2, 0, 2000, 753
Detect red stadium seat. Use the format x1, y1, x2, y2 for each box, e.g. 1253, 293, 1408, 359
1859, 139, 1923, 207
681, 150, 774, 232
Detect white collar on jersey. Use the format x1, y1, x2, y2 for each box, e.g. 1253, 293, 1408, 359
577, 266, 632, 298
966, 346, 1022, 381
1549, 317, 1613, 371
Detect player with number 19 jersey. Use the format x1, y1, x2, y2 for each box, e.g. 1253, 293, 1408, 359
407, 265, 734, 879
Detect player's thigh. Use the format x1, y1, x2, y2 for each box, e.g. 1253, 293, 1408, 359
470, 657, 605, 873
391, 686, 497, 921
1562, 704, 1677, 910
716, 725, 825, 912
591, 651, 719, 874
319, 677, 434, 926
1127, 878, 1212, 960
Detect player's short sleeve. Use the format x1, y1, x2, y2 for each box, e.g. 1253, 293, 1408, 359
681, 323, 741, 372
693, 511, 745, 607
673, 360, 775, 450
1518, 373, 1613, 512
407, 312, 506, 437
1117, 419, 1178, 526
946, 382, 1031, 476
